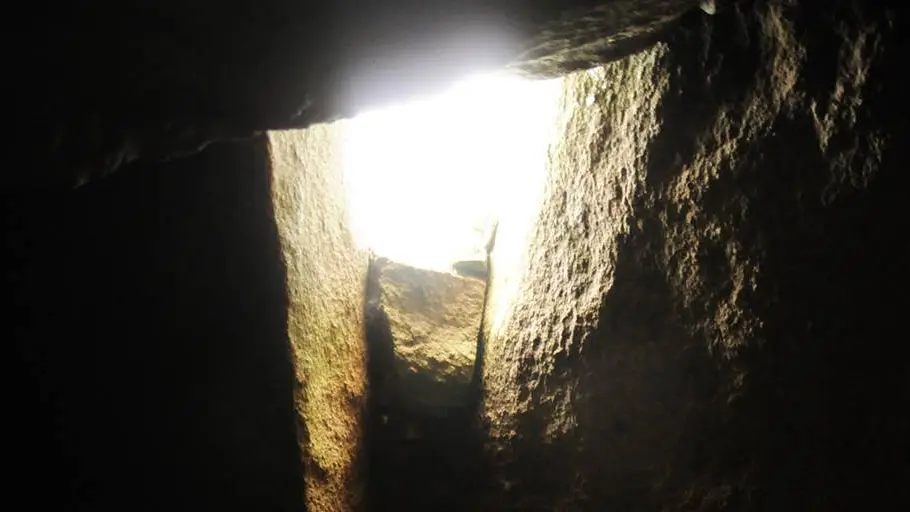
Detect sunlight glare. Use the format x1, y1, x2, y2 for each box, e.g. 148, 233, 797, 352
342, 73, 563, 272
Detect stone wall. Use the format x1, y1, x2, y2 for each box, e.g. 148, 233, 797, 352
269, 128, 370, 511
363, 257, 489, 510
7, 1, 909, 509
480, 1, 909, 509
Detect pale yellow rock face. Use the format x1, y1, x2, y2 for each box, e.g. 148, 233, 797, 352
268, 127, 369, 512
480, 49, 689, 508
373, 258, 485, 411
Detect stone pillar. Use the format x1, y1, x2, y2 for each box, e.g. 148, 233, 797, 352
269, 127, 370, 511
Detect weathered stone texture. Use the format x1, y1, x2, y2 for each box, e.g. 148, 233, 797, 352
269, 128, 370, 511
483, 46, 687, 510
371, 258, 485, 412
512, 0, 695, 77
363, 257, 489, 511
480, 1, 908, 510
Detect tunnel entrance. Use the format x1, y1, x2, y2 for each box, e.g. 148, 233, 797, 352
266, 70, 564, 509
338, 73, 561, 510
341, 72, 561, 272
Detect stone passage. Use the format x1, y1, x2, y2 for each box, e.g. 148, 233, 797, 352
364, 256, 490, 511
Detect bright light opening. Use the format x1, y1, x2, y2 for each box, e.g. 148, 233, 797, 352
342, 72, 563, 272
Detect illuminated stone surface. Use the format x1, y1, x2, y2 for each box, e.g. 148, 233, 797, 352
370, 257, 485, 412
269, 127, 370, 512
7, 1, 909, 511
479, 3, 906, 509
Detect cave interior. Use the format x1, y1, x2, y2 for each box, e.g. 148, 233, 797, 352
5, 1, 909, 511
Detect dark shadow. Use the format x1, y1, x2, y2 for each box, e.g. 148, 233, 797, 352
5, 138, 305, 511
362, 255, 491, 511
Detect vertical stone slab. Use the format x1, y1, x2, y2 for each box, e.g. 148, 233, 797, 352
479, 2, 908, 509
269, 127, 369, 511
481, 47, 684, 510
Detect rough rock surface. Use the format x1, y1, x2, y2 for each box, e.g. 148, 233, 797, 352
269, 128, 370, 511
369, 257, 485, 412
480, 1, 908, 510
7, 0, 909, 509
363, 257, 489, 511
12, 0, 707, 189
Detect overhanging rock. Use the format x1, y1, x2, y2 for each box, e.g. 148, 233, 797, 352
16, 0, 707, 190
369, 257, 485, 413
